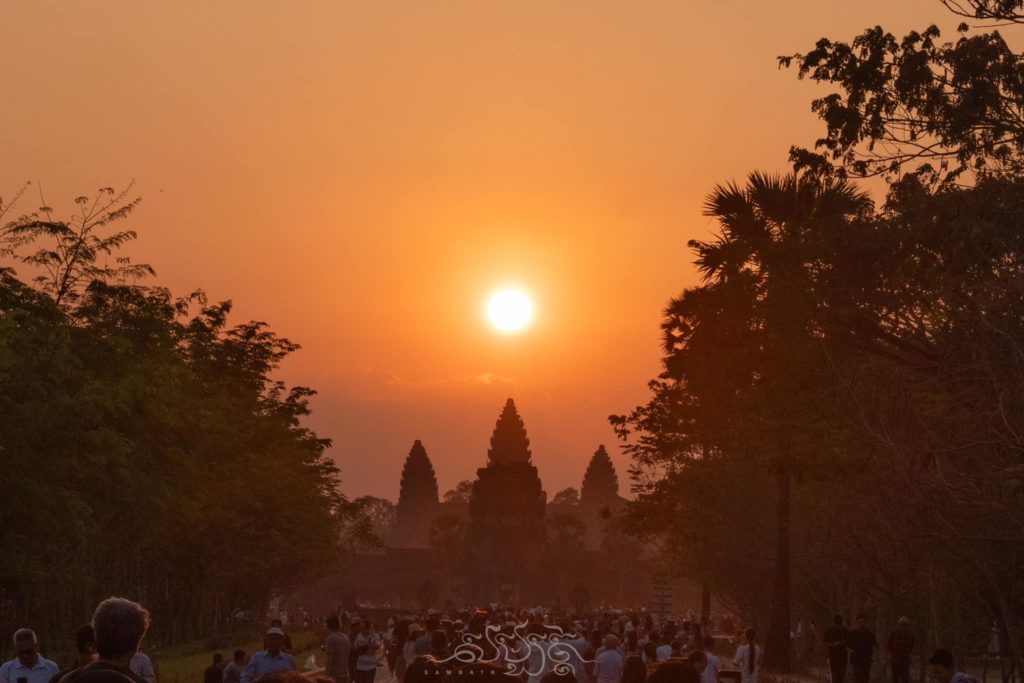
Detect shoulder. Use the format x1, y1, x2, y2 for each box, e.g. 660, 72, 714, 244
0, 659, 12, 675
43, 659, 60, 672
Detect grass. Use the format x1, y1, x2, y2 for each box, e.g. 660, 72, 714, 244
150, 630, 325, 683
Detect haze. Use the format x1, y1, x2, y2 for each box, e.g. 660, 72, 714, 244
0, 0, 949, 499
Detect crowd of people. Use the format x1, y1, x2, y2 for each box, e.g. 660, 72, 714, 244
0, 600, 982, 683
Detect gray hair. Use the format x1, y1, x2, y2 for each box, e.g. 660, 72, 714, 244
13, 629, 37, 645
92, 597, 150, 659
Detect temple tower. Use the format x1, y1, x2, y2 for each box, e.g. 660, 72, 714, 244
579, 445, 625, 551
391, 440, 440, 549
468, 399, 547, 601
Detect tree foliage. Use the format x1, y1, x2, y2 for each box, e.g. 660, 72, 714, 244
0, 186, 366, 651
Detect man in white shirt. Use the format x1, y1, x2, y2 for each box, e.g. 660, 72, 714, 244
0, 630, 58, 683
593, 635, 624, 683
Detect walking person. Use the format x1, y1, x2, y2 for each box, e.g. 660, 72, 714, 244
848, 616, 878, 683
824, 616, 850, 683
887, 618, 915, 683
700, 636, 720, 683
732, 629, 761, 683
222, 651, 246, 683
324, 616, 351, 683
928, 649, 979, 683
352, 621, 382, 683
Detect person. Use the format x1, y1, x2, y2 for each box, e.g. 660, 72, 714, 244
687, 651, 707, 676
887, 618, 915, 683
622, 655, 647, 683
352, 621, 382, 683
269, 620, 295, 654
0, 629, 59, 683
53, 625, 99, 683
128, 652, 155, 683
928, 649, 979, 683
62, 597, 151, 683
824, 616, 850, 683
648, 661, 700, 683
402, 625, 422, 670
593, 635, 624, 683
325, 616, 352, 683
222, 651, 246, 683
732, 629, 761, 683
641, 643, 658, 673
204, 655, 224, 683
653, 634, 670, 664
414, 619, 436, 657
241, 628, 296, 683
429, 631, 448, 660
847, 616, 878, 683
700, 637, 720, 683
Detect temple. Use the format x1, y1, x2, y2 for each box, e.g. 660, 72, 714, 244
324, 398, 696, 609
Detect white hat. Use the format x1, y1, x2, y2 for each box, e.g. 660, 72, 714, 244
266, 627, 286, 637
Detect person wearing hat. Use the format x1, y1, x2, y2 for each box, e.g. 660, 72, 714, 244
888, 619, 915, 683
240, 628, 296, 683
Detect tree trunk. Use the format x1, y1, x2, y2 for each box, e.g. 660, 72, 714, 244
765, 462, 792, 671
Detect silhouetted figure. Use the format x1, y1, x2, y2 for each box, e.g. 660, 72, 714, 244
847, 616, 877, 683
824, 616, 850, 683
887, 618, 915, 683
325, 615, 352, 683
53, 625, 98, 683
62, 597, 151, 683
352, 621, 382, 683
701, 636, 720, 683
928, 649, 978, 683
204, 654, 224, 683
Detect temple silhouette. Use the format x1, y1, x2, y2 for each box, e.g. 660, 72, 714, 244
320, 398, 699, 609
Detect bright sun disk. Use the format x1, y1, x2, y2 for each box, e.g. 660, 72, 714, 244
488, 289, 532, 332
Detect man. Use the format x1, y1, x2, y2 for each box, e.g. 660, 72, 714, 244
888, 618, 915, 683
203, 654, 224, 683
929, 649, 979, 683
53, 625, 98, 683
847, 616, 878, 683
0, 629, 59, 683
324, 616, 352, 683
352, 621, 382, 683
414, 618, 436, 656
701, 636, 720, 683
222, 651, 246, 683
269, 621, 293, 654
593, 635, 624, 683
824, 615, 850, 683
62, 597, 151, 683
241, 628, 295, 683
688, 650, 708, 675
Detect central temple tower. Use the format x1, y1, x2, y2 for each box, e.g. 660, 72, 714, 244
468, 398, 546, 601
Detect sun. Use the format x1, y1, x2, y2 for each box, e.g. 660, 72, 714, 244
488, 289, 533, 332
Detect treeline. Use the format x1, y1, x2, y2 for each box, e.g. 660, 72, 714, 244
0, 186, 368, 654
613, 0, 1024, 677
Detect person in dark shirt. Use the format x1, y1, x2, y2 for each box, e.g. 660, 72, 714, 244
888, 618, 915, 683
824, 615, 849, 683
53, 625, 98, 683
847, 616, 878, 683
203, 653, 223, 683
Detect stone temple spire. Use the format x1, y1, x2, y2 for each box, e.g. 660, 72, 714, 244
580, 445, 619, 505
486, 398, 532, 465
392, 440, 440, 548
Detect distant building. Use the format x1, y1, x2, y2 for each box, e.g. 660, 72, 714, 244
328, 398, 689, 609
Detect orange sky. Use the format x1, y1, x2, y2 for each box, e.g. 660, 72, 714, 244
1, 0, 955, 500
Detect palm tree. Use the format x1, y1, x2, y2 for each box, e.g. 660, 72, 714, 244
663, 171, 872, 671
